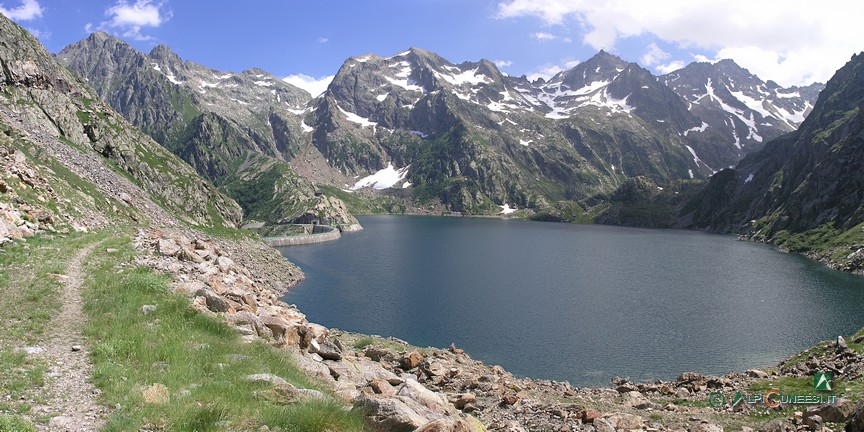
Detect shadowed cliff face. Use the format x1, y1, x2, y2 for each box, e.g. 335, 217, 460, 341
0, 15, 243, 228
666, 53, 864, 274
57, 32, 360, 227
682, 52, 864, 236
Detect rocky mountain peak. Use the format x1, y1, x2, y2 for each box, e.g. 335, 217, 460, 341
149, 43, 182, 64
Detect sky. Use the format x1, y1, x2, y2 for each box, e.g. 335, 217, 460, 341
2, 0, 862, 96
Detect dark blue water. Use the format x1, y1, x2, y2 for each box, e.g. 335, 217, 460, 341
279, 216, 864, 387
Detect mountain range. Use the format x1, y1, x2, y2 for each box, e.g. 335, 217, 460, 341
56, 34, 822, 218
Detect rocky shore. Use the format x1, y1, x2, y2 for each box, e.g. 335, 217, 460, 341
134, 229, 864, 432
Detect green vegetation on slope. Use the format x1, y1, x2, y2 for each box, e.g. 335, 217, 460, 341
81, 234, 365, 431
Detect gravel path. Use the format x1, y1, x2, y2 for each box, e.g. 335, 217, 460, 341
31, 243, 108, 431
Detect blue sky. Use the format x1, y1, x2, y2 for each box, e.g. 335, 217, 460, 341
3, 0, 862, 95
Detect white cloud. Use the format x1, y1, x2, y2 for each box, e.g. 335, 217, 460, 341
494, 59, 513, 68
656, 60, 685, 75
532, 32, 571, 43
533, 32, 556, 41
640, 42, 669, 66
496, 0, 864, 85
0, 0, 43, 21
87, 0, 170, 42
283, 74, 334, 97
527, 59, 579, 81
317, 36, 329, 43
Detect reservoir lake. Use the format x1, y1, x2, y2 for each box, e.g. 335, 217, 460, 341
279, 215, 864, 387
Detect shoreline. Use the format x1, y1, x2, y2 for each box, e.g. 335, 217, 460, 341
134, 227, 864, 431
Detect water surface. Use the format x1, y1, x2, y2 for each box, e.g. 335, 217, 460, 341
279, 216, 864, 387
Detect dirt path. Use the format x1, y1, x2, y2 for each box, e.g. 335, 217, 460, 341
31, 243, 108, 431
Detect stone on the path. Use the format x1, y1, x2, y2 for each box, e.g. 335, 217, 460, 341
47, 273, 69, 282
71, 344, 82, 352
142, 383, 170, 404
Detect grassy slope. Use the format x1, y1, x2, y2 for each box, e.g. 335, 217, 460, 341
0, 230, 365, 431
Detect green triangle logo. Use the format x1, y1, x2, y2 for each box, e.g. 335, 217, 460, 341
731, 390, 744, 407
814, 372, 833, 391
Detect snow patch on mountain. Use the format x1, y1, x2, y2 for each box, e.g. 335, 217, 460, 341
683, 121, 709, 136
351, 163, 410, 190
337, 105, 377, 128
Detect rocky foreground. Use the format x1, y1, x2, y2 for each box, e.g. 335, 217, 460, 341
133, 229, 864, 432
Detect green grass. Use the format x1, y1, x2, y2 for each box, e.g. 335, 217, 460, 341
352, 337, 375, 350
81, 235, 364, 431
0, 415, 37, 432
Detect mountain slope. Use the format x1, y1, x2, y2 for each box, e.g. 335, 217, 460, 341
681, 52, 864, 271
0, 17, 241, 228
58, 33, 359, 228
307, 49, 724, 212
663, 60, 822, 168
306, 49, 822, 213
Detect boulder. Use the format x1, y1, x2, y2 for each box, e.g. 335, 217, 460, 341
838, 336, 849, 350
355, 393, 428, 432
365, 346, 398, 362
622, 390, 653, 409
747, 369, 770, 379
421, 360, 447, 377
157, 238, 180, 256
317, 340, 343, 361
401, 350, 424, 370
759, 419, 793, 432
449, 393, 476, 410
593, 418, 616, 432
606, 413, 643, 431
397, 379, 452, 414
215, 256, 234, 273
693, 423, 724, 432
581, 408, 602, 423
845, 400, 864, 432
804, 398, 855, 423
499, 395, 519, 406
369, 379, 398, 397
194, 288, 232, 313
